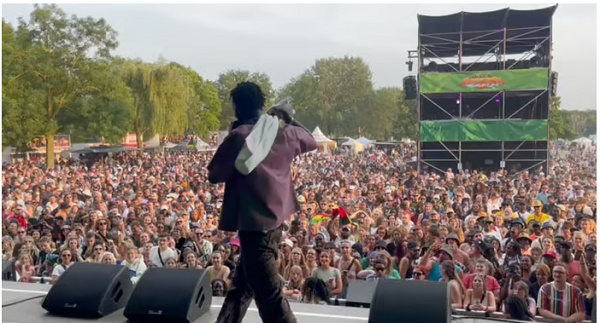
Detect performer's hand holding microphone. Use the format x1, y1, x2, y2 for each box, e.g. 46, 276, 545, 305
267, 99, 312, 134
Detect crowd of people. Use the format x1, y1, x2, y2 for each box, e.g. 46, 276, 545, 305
1, 141, 596, 322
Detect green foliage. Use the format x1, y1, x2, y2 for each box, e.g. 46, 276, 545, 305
58, 62, 134, 144
2, 20, 46, 151
119, 60, 192, 148
561, 109, 596, 138
392, 95, 418, 140
169, 62, 221, 138
278, 56, 416, 140
3, 4, 119, 167
549, 97, 577, 140
214, 70, 274, 129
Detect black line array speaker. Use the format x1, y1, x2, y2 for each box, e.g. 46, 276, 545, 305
403, 75, 417, 100
346, 280, 377, 308
123, 267, 212, 323
41, 262, 133, 318
368, 279, 450, 323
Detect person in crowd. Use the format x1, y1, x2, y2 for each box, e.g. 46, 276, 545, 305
506, 281, 537, 317
300, 277, 331, 305
334, 241, 361, 297
282, 265, 305, 301
212, 279, 228, 297
312, 252, 343, 296
206, 251, 230, 287
51, 248, 73, 285
537, 263, 585, 322
463, 273, 497, 314
122, 246, 147, 284
503, 295, 535, 321
0, 131, 595, 322
149, 234, 175, 268
440, 260, 466, 309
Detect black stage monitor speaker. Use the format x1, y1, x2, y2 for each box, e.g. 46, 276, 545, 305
346, 280, 377, 308
124, 267, 212, 323
368, 279, 450, 323
41, 262, 133, 318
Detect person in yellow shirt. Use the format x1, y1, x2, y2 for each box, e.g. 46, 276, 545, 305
495, 202, 518, 220
526, 201, 550, 225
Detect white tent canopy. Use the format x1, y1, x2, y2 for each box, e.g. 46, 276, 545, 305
341, 138, 363, 154
573, 137, 593, 145
312, 126, 334, 143
144, 134, 160, 148
356, 136, 373, 146
342, 138, 357, 146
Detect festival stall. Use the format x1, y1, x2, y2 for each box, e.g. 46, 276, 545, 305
356, 136, 374, 147
312, 127, 337, 153
342, 138, 364, 154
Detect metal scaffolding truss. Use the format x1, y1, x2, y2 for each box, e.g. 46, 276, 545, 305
416, 5, 557, 174
420, 90, 548, 121
418, 6, 556, 63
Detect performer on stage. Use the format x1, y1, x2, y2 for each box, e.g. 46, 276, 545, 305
208, 82, 317, 323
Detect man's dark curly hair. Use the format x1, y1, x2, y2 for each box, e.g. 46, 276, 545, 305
301, 277, 331, 305
230, 82, 265, 121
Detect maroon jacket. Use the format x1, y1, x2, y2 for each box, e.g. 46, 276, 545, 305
208, 124, 317, 231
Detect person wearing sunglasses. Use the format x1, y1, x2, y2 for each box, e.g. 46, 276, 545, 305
51, 249, 73, 285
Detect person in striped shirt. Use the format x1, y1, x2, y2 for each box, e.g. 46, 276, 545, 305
537, 263, 585, 323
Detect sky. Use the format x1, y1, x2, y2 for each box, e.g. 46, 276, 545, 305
2, 3, 596, 110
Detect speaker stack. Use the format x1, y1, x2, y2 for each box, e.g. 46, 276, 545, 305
124, 267, 212, 322
41, 262, 133, 318
41, 262, 212, 323
367, 279, 451, 323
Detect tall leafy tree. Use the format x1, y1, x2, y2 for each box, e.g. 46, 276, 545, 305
393, 97, 418, 140
6, 4, 119, 168
549, 96, 576, 140
561, 110, 596, 138
2, 20, 46, 151
214, 70, 274, 129
120, 61, 191, 148
363, 88, 403, 140
169, 63, 221, 138
58, 62, 135, 144
278, 56, 373, 137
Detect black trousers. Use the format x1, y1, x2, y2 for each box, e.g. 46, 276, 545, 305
216, 226, 297, 323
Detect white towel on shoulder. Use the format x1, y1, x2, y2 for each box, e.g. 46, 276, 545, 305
235, 114, 280, 175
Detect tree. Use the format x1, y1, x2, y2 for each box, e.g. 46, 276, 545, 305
7, 4, 119, 168
169, 63, 221, 138
277, 72, 322, 132
120, 60, 192, 148
561, 110, 596, 138
214, 70, 274, 129
58, 62, 135, 144
363, 88, 402, 140
549, 97, 576, 140
393, 98, 418, 140
2, 20, 46, 151
278, 56, 374, 137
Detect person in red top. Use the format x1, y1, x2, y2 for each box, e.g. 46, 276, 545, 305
6, 205, 27, 230
463, 259, 501, 300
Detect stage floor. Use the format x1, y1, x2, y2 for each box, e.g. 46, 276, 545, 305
2, 281, 370, 323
